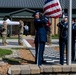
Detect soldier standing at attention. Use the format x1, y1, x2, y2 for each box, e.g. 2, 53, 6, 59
72, 18, 76, 61
33, 11, 48, 66
57, 16, 68, 65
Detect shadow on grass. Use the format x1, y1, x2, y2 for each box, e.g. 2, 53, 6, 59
2, 58, 21, 65
2, 57, 35, 65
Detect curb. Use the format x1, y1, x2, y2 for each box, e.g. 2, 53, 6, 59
8, 64, 76, 75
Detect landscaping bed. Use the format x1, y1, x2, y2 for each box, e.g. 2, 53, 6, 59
0, 48, 35, 74
0, 47, 60, 74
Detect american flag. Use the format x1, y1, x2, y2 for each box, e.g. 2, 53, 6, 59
43, 0, 62, 18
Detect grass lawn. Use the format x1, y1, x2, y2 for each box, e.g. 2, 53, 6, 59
0, 49, 12, 57
0, 35, 18, 39
52, 34, 59, 39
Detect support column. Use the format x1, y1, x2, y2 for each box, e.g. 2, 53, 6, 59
2, 21, 7, 45
47, 25, 52, 44
18, 20, 24, 45
51, 18, 54, 35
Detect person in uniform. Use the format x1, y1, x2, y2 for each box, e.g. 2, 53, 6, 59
57, 16, 68, 65
33, 11, 48, 66
72, 18, 76, 61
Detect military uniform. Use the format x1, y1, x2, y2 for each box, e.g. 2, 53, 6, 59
72, 22, 76, 61
57, 20, 68, 65
34, 14, 48, 66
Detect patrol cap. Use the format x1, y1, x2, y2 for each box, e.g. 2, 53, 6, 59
72, 18, 75, 22
63, 15, 68, 18
32, 10, 40, 17
63, 14, 68, 18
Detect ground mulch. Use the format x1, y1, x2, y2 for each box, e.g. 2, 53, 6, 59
19, 48, 35, 65
0, 48, 35, 74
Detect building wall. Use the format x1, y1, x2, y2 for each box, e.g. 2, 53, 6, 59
11, 18, 35, 35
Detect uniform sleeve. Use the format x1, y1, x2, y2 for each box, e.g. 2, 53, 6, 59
34, 19, 43, 23
57, 22, 64, 28
73, 24, 76, 31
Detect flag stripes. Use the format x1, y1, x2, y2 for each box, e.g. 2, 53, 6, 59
43, 0, 62, 18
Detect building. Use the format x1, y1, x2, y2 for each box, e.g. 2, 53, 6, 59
0, 0, 75, 35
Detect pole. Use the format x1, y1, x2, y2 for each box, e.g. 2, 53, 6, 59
67, 0, 72, 65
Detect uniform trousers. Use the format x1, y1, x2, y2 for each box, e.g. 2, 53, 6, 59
25, 30, 28, 36
59, 37, 67, 65
72, 36, 75, 61
35, 41, 45, 66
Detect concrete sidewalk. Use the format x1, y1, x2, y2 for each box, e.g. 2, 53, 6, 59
23, 36, 62, 64
0, 39, 26, 48
51, 39, 59, 47
24, 36, 76, 65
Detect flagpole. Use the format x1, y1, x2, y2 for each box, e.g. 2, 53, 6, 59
67, 0, 72, 65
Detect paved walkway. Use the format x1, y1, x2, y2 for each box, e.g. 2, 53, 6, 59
0, 36, 75, 65
0, 39, 25, 48
0, 36, 61, 64
24, 36, 66, 65
24, 36, 76, 64
0, 36, 66, 65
